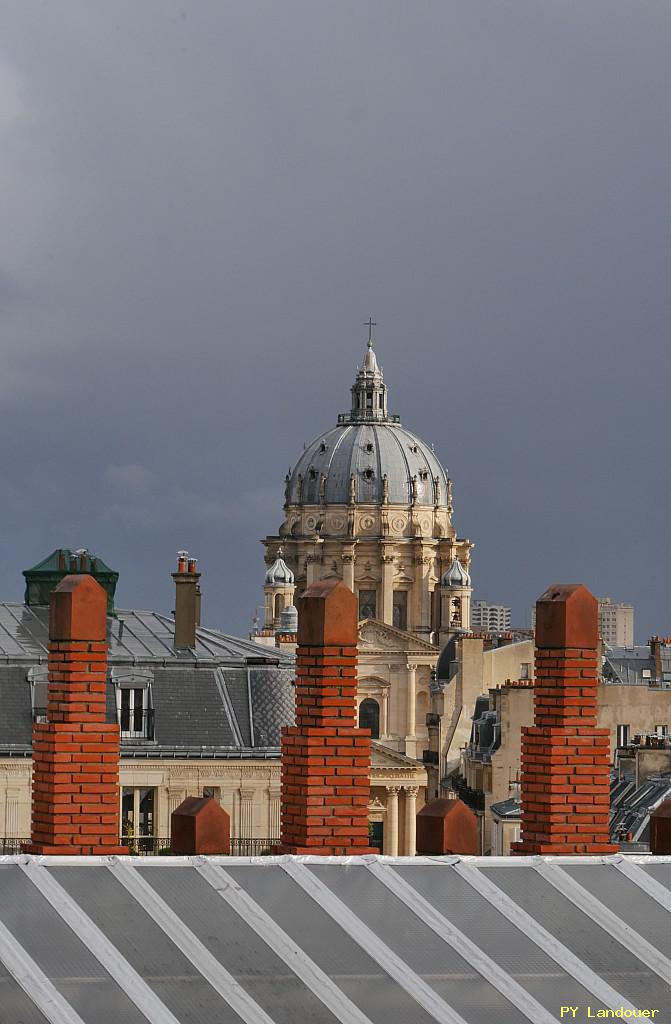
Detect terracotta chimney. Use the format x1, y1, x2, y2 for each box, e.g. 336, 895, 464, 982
172, 551, 201, 650
276, 579, 376, 855
23, 574, 125, 855
513, 583, 617, 855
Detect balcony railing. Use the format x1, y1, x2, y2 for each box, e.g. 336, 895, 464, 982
32, 708, 156, 739
117, 837, 279, 856
0, 838, 27, 855
117, 708, 155, 740
3, 836, 281, 856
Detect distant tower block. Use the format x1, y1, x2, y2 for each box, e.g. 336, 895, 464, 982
513, 584, 617, 856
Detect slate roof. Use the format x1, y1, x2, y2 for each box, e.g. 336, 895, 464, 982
0, 603, 295, 759
603, 645, 655, 685
1, 855, 670, 1024
611, 773, 671, 846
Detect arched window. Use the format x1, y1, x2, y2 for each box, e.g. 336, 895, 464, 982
359, 697, 380, 739
274, 594, 285, 618
451, 596, 461, 626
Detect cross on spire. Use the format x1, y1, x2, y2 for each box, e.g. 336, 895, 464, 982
363, 317, 376, 348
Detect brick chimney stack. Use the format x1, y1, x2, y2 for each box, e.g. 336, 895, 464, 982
172, 551, 201, 650
276, 579, 376, 855
513, 583, 617, 855
23, 575, 125, 855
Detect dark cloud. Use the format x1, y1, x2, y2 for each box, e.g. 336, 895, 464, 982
0, 2, 669, 638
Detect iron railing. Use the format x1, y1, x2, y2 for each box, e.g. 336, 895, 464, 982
2, 837, 280, 856
120, 837, 280, 856
230, 837, 278, 856
0, 838, 28, 855
117, 708, 155, 740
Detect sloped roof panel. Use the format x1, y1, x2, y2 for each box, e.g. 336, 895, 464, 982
0, 856, 670, 1024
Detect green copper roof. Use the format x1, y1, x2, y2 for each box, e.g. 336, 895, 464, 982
23, 548, 118, 611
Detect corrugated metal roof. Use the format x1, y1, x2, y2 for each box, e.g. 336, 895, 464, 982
0, 855, 669, 1024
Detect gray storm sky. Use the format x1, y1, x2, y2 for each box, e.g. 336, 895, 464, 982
1, 1, 669, 640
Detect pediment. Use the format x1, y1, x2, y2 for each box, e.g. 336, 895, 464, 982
357, 619, 437, 653
371, 742, 424, 768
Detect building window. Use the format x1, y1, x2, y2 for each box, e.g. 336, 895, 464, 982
451, 597, 462, 627
121, 787, 156, 848
118, 686, 154, 739
359, 698, 380, 739
519, 663, 531, 680
28, 668, 49, 723
393, 590, 408, 630
655, 725, 668, 739
359, 590, 377, 620
616, 724, 630, 747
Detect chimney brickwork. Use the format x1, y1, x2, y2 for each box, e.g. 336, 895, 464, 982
276, 579, 376, 855
23, 575, 125, 855
513, 583, 617, 855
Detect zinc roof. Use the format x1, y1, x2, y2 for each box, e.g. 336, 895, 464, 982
1, 854, 670, 1024
0, 603, 290, 664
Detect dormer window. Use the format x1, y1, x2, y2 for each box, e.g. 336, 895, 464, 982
365, 443, 374, 453
309, 468, 317, 480
364, 468, 374, 480
114, 671, 154, 740
410, 444, 418, 454
419, 469, 429, 480
27, 667, 49, 723
319, 441, 327, 452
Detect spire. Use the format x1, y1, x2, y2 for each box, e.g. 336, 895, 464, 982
348, 319, 388, 421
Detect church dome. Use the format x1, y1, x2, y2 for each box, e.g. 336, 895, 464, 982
264, 550, 294, 585
285, 335, 449, 507
441, 558, 471, 588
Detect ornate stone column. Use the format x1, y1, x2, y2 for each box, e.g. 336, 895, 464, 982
405, 662, 417, 758
4, 788, 19, 837
239, 788, 255, 840
268, 786, 281, 839
412, 550, 432, 636
383, 785, 400, 855
380, 549, 394, 625
341, 548, 355, 591
380, 687, 390, 740
403, 785, 419, 856
306, 551, 321, 587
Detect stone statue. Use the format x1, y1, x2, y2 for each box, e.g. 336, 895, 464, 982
319, 473, 327, 502
382, 473, 389, 504
434, 475, 441, 505
349, 473, 356, 504
411, 475, 418, 505
284, 474, 291, 505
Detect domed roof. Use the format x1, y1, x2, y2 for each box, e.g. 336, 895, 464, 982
264, 549, 294, 585
285, 333, 449, 507
441, 558, 471, 588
